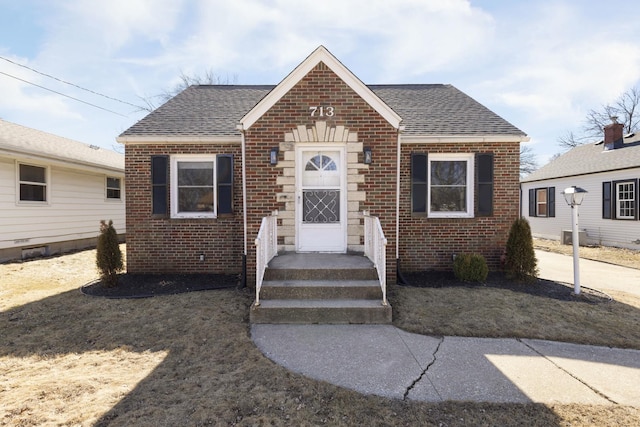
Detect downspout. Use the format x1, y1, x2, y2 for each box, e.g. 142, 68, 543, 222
396, 125, 408, 285
237, 124, 248, 288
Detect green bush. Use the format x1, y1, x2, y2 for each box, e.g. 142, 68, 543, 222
453, 253, 489, 282
504, 217, 538, 283
96, 220, 123, 287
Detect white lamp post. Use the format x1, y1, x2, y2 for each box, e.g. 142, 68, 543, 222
562, 186, 588, 295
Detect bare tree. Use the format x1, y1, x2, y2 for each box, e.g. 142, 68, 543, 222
559, 85, 640, 150
139, 69, 238, 112
520, 144, 538, 177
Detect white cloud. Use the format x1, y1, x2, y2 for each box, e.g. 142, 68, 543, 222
0, 55, 81, 120
475, 2, 640, 124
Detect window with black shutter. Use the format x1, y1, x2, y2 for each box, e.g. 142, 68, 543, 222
151, 155, 168, 215
603, 181, 612, 219
217, 154, 233, 214
411, 153, 427, 214
476, 153, 493, 216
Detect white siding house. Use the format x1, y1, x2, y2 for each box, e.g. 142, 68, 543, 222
521, 120, 640, 250
0, 119, 125, 262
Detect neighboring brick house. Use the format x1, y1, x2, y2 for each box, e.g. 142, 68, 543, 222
118, 46, 527, 285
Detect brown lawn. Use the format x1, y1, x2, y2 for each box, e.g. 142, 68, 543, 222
1, 244, 639, 426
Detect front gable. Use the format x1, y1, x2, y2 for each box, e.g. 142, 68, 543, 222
240, 46, 402, 130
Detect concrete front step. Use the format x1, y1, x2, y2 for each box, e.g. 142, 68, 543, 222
250, 299, 392, 324
264, 268, 378, 281
259, 280, 382, 300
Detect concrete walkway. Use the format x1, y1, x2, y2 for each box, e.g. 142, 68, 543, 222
252, 325, 640, 405
536, 249, 640, 298
251, 251, 640, 405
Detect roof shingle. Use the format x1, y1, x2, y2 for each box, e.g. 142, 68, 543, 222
120, 84, 526, 138
521, 133, 640, 182
0, 119, 123, 171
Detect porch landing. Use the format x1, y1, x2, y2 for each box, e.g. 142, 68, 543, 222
250, 253, 392, 324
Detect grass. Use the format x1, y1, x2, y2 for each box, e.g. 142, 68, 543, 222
1, 245, 640, 425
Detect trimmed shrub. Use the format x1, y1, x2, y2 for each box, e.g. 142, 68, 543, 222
453, 253, 489, 282
96, 220, 123, 287
505, 217, 538, 283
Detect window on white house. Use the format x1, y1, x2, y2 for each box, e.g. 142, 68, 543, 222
528, 187, 555, 218
171, 156, 215, 218
616, 181, 636, 219
18, 163, 47, 202
428, 154, 474, 218
536, 188, 547, 217
106, 177, 121, 199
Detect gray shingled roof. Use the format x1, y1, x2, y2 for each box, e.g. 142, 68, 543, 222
0, 119, 124, 171
120, 84, 525, 138
521, 133, 640, 182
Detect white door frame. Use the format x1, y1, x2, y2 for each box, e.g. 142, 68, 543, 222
295, 143, 347, 253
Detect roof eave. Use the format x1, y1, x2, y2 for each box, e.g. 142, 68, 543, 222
0, 146, 124, 174
116, 135, 242, 144
401, 134, 529, 143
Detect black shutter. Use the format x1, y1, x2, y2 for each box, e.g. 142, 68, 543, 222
411, 153, 428, 214
476, 153, 494, 216
217, 154, 233, 215
633, 179, 640, 220
548, 187, 555, 217
151, 155, 168, 215
529, 188, 536, 217
602, 181, 612, 219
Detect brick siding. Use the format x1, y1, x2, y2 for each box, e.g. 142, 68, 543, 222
398, 141, 520, 272
125, 143, 243, 274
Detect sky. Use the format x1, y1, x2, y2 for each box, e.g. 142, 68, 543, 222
1, 0, 639, 168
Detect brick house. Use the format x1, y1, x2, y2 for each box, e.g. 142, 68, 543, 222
118, 46, 527, 292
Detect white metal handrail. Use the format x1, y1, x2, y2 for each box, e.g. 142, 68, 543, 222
363, 210, 388, 306
254, 210, 278, 306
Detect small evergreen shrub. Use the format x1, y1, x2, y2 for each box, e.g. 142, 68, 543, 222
96, 220, 123, 287
505, 217, 538, 283
453, 253, 489, 282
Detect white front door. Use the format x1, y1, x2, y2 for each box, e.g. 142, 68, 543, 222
296, 146, 346, 252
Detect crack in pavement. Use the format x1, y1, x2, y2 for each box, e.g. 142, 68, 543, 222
402, 336, 445, 401
518, 338, 619, 405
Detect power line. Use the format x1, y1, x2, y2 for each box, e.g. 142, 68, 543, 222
0, 71, 127, 117
0, 55, 146, 111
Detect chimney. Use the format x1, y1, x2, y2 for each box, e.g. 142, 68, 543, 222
603, 116, 624, 150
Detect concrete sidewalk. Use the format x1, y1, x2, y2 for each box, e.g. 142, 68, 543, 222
252, 324, 640, 406
251, 252, 640, 405
536, 249, 640, 297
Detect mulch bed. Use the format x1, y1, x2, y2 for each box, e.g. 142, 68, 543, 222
82, 273, 240, 298
400, 271, 612, 304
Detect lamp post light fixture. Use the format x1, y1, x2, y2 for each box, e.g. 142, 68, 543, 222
562, 186, 588, 295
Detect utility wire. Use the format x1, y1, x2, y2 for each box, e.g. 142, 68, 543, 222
0, 55, 146, 111
0, 71, 127, 117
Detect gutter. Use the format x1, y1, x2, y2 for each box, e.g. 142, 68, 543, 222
0, 147, 124, 175
237, 125, 248, 288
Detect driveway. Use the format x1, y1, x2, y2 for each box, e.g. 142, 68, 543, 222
535, 249, 640, 298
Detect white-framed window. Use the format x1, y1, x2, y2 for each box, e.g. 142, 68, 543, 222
616, 181, 636, 219
428, 153, 474, 218
106, 177, 122, 199
17, 162, 49, 203
170, 155, 216, 218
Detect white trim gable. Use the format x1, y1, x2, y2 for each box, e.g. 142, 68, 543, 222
239, 46, 402, 130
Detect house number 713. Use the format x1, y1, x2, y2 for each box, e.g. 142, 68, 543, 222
309, 106, 335, 117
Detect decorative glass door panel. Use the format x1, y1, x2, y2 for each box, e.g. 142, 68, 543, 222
303, 190, 340, 223
297, 148, 346, 252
